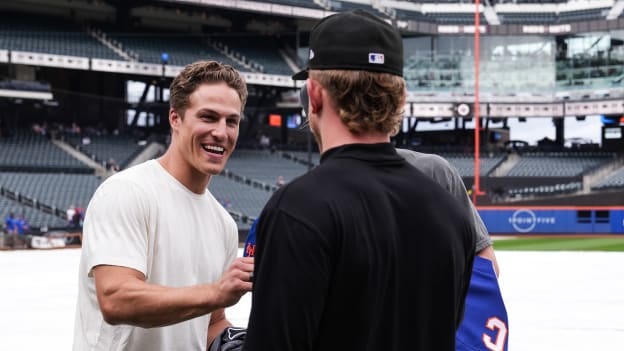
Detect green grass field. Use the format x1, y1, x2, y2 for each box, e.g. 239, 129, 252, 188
492, 236, 624, 251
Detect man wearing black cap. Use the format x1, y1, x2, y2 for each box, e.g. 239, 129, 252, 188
243, 10, 475, 351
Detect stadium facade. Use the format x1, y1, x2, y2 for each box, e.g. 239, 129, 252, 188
0, 0, 623, 240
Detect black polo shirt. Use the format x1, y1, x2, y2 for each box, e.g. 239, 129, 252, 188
244, 143, 476, 351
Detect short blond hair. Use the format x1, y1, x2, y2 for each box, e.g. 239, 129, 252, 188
309, 69, 405, 135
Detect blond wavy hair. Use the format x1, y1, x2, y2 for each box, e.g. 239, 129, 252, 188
309, 70, 405, 136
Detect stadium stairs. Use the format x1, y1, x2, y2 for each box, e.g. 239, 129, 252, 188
277, 46, 302, 75
209, 39, 262, 73
86, 25, 138, 62
51, 138, 107, 177
489, 152, 521, 177
582, 154, 624, 193
125, 141, 166, 169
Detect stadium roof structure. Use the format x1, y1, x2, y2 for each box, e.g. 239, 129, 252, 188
2, 0, 624, 112
162, 0, 624, 29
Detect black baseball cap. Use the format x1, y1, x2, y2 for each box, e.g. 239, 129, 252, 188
292, 9, 404, 81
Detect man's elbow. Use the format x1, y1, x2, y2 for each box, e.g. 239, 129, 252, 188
99, 297, 134, 326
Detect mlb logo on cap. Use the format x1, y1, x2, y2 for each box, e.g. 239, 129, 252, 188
368, 53, 385, 64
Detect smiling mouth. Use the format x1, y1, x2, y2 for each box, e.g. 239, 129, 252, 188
201, 144, 225, 155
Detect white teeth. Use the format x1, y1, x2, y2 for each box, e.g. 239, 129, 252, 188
202, 145, 225, 154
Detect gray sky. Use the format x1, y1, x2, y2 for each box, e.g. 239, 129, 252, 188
507, 115, 602, 146
413, 115, 604, 146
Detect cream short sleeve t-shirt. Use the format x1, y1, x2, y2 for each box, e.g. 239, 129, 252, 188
73, 160, 238, 351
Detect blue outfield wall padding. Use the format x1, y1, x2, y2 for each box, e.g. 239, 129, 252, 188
477, 207, 624, 235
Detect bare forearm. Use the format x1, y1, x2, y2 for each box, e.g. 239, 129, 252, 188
93, 258, 253, 328
99, 280, 221, 328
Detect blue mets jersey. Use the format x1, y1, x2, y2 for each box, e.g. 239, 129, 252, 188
456, 256, 509, 351
243, 218, 258, 258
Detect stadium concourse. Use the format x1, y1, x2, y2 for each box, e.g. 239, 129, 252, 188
0, 248, 623, 350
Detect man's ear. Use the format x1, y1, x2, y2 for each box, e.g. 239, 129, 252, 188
169, 108, 181, 130
307, 79, 323, 115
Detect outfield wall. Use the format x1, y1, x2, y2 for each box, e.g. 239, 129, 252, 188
478, 206, 624, 235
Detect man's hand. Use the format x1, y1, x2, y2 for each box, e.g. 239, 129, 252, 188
214, 257, 254, 308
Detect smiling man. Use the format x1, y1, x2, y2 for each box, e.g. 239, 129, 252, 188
73, 61, 254, 351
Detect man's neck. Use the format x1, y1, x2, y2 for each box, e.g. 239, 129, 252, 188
318, 112, 390, 153
158, 150, 210, 194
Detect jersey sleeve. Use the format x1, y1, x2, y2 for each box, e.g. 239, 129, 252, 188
81, 177, 152, 278
242, 217, 258, 257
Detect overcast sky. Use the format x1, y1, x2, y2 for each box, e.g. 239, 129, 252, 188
413, 115, 604, 146
506, 115, 603, 146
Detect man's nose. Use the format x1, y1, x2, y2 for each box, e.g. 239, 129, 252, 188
211, 119, 227, 138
